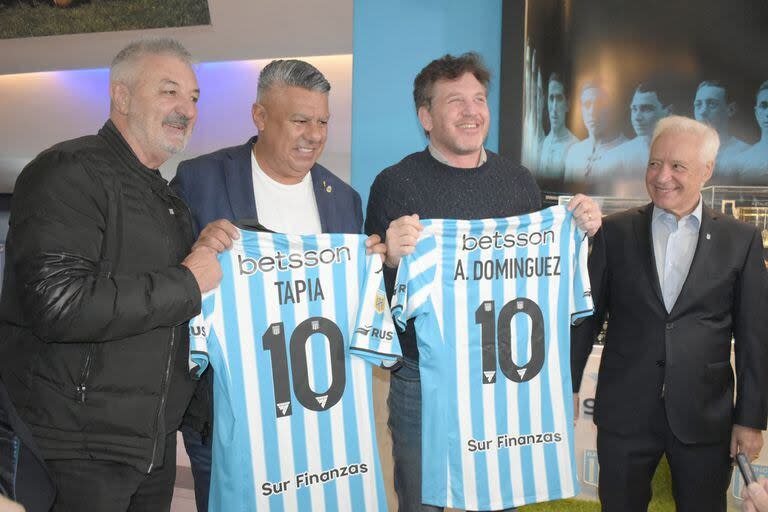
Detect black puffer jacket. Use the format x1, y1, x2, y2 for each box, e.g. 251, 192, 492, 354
0, 121, 202, 472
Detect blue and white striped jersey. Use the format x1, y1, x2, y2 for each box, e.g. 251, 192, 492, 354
392, 205, 593, 509
189, 229, 400, 512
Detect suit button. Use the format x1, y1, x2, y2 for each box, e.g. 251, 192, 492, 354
665, 322, 674, 330
656, 360, 665, 367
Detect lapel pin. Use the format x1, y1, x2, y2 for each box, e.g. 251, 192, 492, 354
706, 233, 711, 240
326, 185, 332, 193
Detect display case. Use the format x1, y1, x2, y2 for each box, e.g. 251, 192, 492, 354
701, 185, 768, 212
554, 194, 648, 215
702, 185, 768, 268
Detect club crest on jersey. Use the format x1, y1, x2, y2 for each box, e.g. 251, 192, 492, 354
582, 449, 599, 487
375, 291, 386, 314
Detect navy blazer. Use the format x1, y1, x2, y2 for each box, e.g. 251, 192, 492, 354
171, 137, 363, 236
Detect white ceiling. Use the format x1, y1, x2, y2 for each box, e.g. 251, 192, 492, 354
0, 0, 353, 74
0, 0, 355, 191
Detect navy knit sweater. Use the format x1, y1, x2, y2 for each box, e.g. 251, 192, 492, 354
365, 148, 542, 362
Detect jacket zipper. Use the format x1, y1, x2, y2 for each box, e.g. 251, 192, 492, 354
147, 327, 175, 473
76, 345, 95, 403
147, 190, 194, 472
168, 190, 196, 238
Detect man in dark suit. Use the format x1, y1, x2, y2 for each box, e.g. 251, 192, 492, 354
170, 59, 383, 511
572, 115, 768, 512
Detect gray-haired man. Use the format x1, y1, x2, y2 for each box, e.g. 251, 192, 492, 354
0, 39, 223, 511
171, 58, 383, 511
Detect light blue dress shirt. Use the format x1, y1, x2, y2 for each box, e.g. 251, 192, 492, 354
652, 198, 703, 313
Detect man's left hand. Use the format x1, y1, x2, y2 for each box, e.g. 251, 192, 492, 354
731, 424, 764, 461
568, 194, 602, 237
193, 219, 240, 253
365, 234, 387, 258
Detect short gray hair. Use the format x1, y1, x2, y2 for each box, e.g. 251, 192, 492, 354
256, 59, 330, 101
651, 115, 720, 165
110, 38, 193, 85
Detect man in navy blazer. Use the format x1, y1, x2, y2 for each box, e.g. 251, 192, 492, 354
171, 59, 380, 511
172, 134, 362, 235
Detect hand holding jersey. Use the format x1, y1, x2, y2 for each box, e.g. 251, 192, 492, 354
182, 220, 239, 293
566, 194, 602, 236
384, 195, 601, 274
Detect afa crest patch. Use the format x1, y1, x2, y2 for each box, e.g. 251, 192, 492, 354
375, 291, 386, 314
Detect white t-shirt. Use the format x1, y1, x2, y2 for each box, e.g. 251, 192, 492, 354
251, 152, 322, 234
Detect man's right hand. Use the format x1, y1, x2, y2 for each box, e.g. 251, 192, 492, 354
182, 247, 222, 294
384, 214, 423, 268
183, 219, 239, 293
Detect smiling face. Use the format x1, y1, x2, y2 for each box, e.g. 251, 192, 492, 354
418, 72, 489, 166
115, 53, 199, 169
646, 131, 713, 218
252, 85, 329, 184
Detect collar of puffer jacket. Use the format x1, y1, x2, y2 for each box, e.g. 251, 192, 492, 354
98, 120, 169, 190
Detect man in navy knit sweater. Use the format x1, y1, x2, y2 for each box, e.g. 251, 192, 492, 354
365, 53, 603, 512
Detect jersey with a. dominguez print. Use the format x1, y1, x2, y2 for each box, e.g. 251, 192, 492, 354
392, 205, 593, 510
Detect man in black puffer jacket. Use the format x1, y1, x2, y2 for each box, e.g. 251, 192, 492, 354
0, 39, 227, 511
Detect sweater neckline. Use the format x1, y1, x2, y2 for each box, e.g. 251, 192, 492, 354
419, 147, 494, 176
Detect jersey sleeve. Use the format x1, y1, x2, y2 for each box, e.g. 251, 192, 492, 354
349, 254, 403, 367
570, 225, 594, 323
188, 289, 218, 378
390, 232, 438, 331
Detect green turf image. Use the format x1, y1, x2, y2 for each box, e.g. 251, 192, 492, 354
521, 457, 676, 511
0, 0, 210, 40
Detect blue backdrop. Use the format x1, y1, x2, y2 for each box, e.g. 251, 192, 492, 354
350, 0, 503, 213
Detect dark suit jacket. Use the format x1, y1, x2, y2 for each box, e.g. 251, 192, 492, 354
572, 203, 768, 444
171, 136, 363, 236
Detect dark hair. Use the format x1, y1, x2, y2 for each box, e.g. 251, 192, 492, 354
547, 72, 568, 96
548, 72, 565, 86
696, 80, 732, 104
635, 81, 670, 107
758, 80, 768, 97
413, 52, 490, 112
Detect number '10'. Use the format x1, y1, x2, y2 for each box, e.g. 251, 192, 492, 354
262, 317, 345, 418
475, 298, 545, 384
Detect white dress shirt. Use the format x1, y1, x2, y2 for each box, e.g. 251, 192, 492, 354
652, 198, 703, 312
